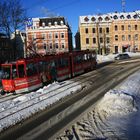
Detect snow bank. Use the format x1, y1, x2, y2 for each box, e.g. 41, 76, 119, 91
96, 90, 137, 117
97, 52, 140, 64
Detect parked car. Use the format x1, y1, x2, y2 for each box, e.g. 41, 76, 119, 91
114, 53, 130, 60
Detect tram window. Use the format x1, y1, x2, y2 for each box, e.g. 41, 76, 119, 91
39, 61, 49, 72
74, 55, 83, 64
58, 58, 68, 67
18, 64, 25, 78
27, 63, 38, 76
2, 66, 11, 79
12, 65, 18, 79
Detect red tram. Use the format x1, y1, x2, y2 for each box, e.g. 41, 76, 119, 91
0, 50, 97, 94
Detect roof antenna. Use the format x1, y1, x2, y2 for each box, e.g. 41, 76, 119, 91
122, 0, 126, 12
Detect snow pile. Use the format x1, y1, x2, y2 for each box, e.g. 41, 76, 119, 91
96, 90, 137, 117
96, 70, 140, 118
97, 54, 115, 63
97, 52, 140, 64
127, 52, 140, 57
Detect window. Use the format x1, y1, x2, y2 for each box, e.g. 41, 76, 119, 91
106, 27, 109, 33
115, 35, 118, 41
128, 35, 131, 41
93, 38, 96, 44
55, 33, 58, 39
85, 28, 88, 33
44, 43, 46, 49
2, 66, 11, 79
86, 38, 89, 44
121, 25, 124, 30
26, 63, 37, 77
114, 15, 118, 19
42, 33, 46, 39
122, 35, 125, 41
135, 25, 138, 30
48, 33, 52, 39
58, 58, 68, 67
84, 17, 89, 22
100, 37, 103, 43
98, 17, 103, 21
99, 28, 102, 33
134, 34, 138, 41
50, 43, 52, 49
120, 15, 125, 19
61, 33, 64, 38
115, 25, 118, 31
91, 17, 96, 22
55, 43, 59, 49
106, 37, 110, 43
61, 43, 65, 48
32, 34, 35, 41
92, 28, 96, 33
18, 64, 25, 78
128, 25, 131, 30
105, 16, 110, 21
127, 15, 131, 19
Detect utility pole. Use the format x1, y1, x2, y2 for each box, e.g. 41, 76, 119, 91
96, 22, 100, 54
103, 28, 106, 55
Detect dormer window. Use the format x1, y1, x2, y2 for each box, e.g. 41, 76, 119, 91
84, 17, 89, 22
133, 14, 138, 19
127, 15, 131, 19
42, 22, 45, 27
120, 15, 125, 19
60, 20, 64, 25
91, 17, 96, 22
105, 16, 110, 21
98, 17, 103, 21
54, 21, 57, 26
48, 22, 51, 27
113, 15, 118, 19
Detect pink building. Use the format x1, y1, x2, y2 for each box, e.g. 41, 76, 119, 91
26, 17, 73, 56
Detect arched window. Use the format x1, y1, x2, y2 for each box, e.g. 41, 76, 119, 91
98, 17, 103, 21
84, 17, 89, 22
113, 15, 118, 19
114, 25, 118, 31
127, 15, 131, 19
120, 15, 125, 19
91, 17, 96, 22
133, 14, 138, 19
105, 16, 110, 21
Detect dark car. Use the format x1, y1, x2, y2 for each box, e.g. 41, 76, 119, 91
114, 53, 130, 60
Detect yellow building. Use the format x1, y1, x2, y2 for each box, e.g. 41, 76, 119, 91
77, 11, 140, 54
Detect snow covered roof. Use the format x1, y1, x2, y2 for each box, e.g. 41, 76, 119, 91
79, 10, 140, 24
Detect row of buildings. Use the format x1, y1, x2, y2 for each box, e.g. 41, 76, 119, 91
0, 10, 140, 63
76, 10, 140, 54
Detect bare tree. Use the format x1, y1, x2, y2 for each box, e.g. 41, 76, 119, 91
0, 0, 27, 59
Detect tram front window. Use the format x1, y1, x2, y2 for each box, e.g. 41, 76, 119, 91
2, 66, 11, 79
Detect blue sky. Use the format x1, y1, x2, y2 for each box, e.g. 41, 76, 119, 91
21, 0, 140, 41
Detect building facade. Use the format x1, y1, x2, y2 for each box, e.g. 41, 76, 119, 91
26, 17, 73, 56
77, 11, 140, 54
11, 30, 26, 59
0, 33, 14, 64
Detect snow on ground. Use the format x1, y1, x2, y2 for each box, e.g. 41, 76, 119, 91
0, 81, 82, 132
58, 69, 140, 139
